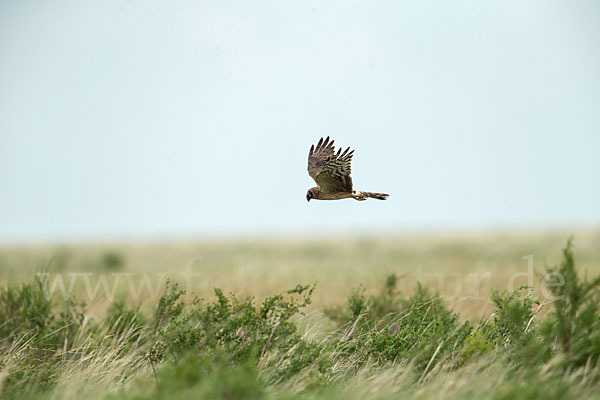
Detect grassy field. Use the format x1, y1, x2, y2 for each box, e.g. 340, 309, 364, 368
1, 230, 599, 399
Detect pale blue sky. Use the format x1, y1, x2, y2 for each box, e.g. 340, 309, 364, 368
1, 0, 599, 242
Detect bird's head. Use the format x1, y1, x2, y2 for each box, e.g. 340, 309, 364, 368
306, 190, 313, 202
306, 187, 319, 202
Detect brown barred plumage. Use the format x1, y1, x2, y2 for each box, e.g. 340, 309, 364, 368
306, 137, 389, 202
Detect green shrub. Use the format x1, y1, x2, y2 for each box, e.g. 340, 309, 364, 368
0, 279, 88, 399
487, 286, 538, 347
101, 252, 125, 271
365, 284, 471, 371
458, 331, 494, 366
0, 279, 86, 349
326, 281, 471, 375
325, 273, 404, 328
148, 281, 317, 374
0, 281, 52, 339
540, 239, 600, 369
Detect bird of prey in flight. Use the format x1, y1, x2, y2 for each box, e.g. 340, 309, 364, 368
306, 137, 389, 202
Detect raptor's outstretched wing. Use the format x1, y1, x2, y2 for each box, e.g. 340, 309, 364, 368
307, 137, 354, 193
307, 136, 335, 181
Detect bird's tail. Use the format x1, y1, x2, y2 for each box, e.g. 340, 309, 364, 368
354, 191, 390, 201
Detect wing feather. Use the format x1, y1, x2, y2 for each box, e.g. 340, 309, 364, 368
307, 138, 355, 193
307, 136, 335, 180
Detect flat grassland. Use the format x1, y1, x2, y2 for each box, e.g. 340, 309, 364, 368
2, 230, 598, 316
0, 230, 599, 399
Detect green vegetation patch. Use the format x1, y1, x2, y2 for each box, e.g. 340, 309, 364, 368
1, 240, 600, 399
